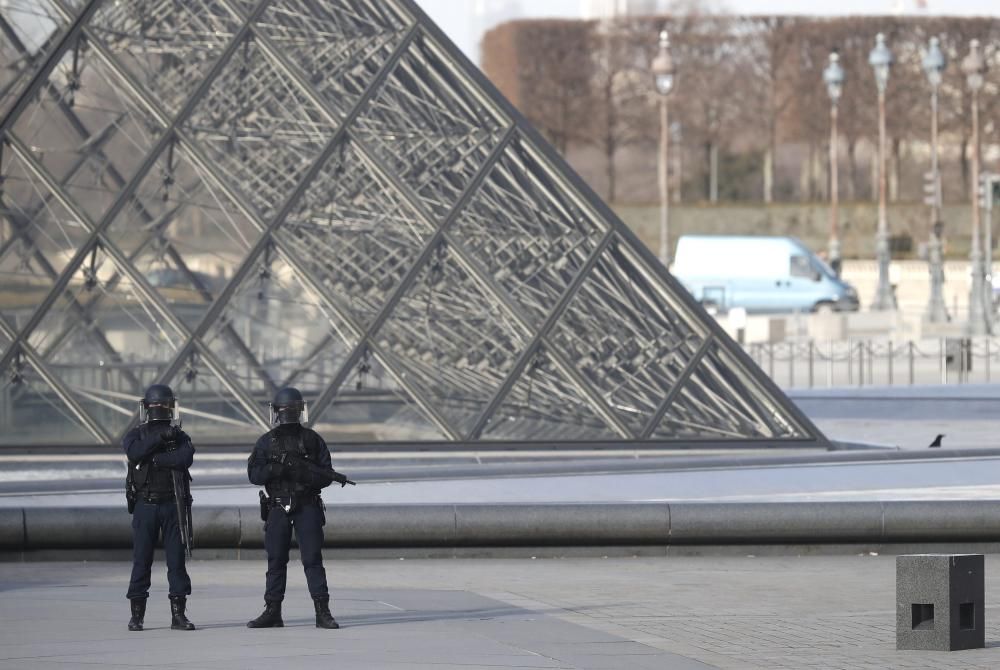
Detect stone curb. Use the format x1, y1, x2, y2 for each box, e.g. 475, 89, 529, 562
2, 501, 999, 550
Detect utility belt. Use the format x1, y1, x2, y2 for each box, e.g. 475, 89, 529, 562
259, 491, 322, 521
140, 491, 176, 504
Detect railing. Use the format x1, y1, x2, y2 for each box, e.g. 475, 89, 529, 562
745, 338, 1000, 389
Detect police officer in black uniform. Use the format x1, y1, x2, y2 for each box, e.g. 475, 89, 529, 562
247, 387, 339, 629
123, 384, 196, 632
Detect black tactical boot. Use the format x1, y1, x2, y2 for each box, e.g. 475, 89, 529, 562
247, 600, 283, 628
169, 595, 196, 631
313, 597, 339, 629
128, 597, 146, 632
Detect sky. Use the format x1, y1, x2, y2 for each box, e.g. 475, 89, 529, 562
416, 0, 1000, 64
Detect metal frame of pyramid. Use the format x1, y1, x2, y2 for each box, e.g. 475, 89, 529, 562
0, 0, 829, 448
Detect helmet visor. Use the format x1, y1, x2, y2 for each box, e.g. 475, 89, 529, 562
269, 400, 307, 425
140, 398, 177, 423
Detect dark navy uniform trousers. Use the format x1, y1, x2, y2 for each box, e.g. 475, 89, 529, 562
127, 501, 192, 600
264, 502, 328, 602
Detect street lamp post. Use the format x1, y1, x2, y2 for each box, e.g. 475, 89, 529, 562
963, 39, 990, 334
869, 33, 896, 311
923, 36, 949, 323
823, 51, 844, 277
652, 28, 675, 266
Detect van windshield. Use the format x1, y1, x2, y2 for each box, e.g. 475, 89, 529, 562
813, 256, 838, 280
792, 245, 838, 281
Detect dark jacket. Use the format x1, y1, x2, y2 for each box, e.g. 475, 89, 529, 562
122, 421, 194, 494
247, 423, 333, 497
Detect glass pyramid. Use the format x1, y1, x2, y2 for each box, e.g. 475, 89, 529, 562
0, 0, 826, 447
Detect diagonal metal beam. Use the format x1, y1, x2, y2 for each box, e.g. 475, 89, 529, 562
281, 332, 334, 388
5, 131, 269, 433
74, 8, 418, 338
465, 230, 616, 440
116, 33, 423, 438
225, 0, 412, 132
0, 0, 103, 136
0, 12, 281, 396
12, 221, 143, 392
294, 15, 634, 438
0, 113, 120, 262
394, 0, 827, 446
79, 7, 496, 440
0, 121, 142, 392
94, 16, 464, 439
276, 246, 456, 441
301, 125, 519, 434
0, 319, 112, 444
162, 244, 279, 397
37, 2, 279, 395
639, 335, 715, 439
346, 131, 635, 439
615, 242, 812, 440
0, 0, 276, 389
38, 203, 181, 365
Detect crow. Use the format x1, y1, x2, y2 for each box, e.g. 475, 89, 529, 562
928, 434, 945, 448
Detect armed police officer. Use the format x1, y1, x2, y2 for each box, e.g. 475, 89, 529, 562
247, 387, 352, 630
123, 384, 196, 632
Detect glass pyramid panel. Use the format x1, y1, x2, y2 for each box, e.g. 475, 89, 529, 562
0, 0, 825, 446
202, 250, 358, 395
481, 347, 618, 442
86, 0, 245, 118
1, 1, 69, 119
352, 30, 508, 219
548, 238, 709, 436
652, 342, 808, 441
10, 44, 166, 223
275, 139, 436, 329
311, 348, 449, 443
162, 350, 263, 444
0, 148, 92, 332
450, 133, 607, 329
103, 142, 260, 330
42, 321, 152, 438
181, 33, 338, 221
0, 346, 100, 446
373, 241, 532, 438
25, 244, 184, 396
253, 0, 411, 121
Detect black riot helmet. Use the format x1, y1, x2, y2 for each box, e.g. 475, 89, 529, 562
269, 387, 307, 425
140, 384, 177, 423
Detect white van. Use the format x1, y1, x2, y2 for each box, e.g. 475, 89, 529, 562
671, 235, 859, 314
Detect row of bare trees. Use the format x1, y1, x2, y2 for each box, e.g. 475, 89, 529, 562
482, 14, 1000, 206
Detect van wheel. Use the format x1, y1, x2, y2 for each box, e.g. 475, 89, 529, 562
813, 301, 836, 315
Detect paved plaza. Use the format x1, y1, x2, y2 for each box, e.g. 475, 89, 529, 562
3, 556, 1000, 669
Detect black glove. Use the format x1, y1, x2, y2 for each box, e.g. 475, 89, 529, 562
159, 425, 182, 449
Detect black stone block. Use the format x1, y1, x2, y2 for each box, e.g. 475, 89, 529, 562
896, 554, 984, 651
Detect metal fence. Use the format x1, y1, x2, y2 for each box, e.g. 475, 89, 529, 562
745, 338, 1000, 389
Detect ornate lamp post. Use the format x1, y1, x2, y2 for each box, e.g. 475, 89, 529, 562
923, 36, 949, 323
652, 28, 676, 266
869, 33, 896, 310
823, 51, 844, 277
963, 39, 990, 334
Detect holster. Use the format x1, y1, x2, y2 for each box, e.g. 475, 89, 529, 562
259, 490, 270, 522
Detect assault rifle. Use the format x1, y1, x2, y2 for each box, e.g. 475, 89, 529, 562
163, 425, 194, 558
271, 451, 356, 487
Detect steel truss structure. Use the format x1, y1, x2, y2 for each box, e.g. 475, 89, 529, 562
0, 0, 827, 447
